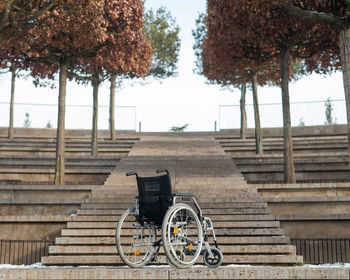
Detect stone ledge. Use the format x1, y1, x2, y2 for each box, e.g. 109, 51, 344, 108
276, 214, 350, 221
0, 169, 111, 174
0, 198, 86, 204
256, 182, 350, 189
0, 215, 70, 222
0, 266, 348, 280
267, 196, 350, 203
0, 185, 95, 190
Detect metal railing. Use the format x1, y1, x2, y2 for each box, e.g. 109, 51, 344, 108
0, 240, 54, 265
219, 99, 346, 130
291, 239, 350, 264
0, 102, 137, 131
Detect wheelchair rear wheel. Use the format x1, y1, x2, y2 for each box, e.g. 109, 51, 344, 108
116, 207, 157, 268
162, 203, 203, 269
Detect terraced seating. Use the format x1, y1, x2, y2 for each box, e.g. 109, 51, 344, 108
0, 137, 139, 184
0, 132, 140, 260
0, 138, 134, 156
216, 133, 349, 183
216, 126, 350, 246
42, 134, 303, 266
0, 184, 96, 243
256, 182, 350, 239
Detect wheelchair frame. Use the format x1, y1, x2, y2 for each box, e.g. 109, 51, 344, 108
115, 168, 223, 269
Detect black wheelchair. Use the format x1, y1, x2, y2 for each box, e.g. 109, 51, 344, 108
115, 168, 223, 269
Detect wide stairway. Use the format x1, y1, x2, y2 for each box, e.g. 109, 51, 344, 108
42, 133, 303, 266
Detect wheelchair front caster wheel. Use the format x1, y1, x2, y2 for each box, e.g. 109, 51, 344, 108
203, 248, 223, 268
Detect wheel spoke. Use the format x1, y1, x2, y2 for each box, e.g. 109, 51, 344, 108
162, 203, 203, 268
116, 208, 156, 268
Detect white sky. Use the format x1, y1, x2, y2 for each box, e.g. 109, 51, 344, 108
0, 0, 346, 132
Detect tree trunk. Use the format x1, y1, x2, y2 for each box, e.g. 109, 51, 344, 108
240, 83, 247, 140
8, 65, 15, 139
250, 73, 263, 155
54, 62, 68, 186
339, 28, 350, 167
280, 47, 296, 183
91, 73, 100, 156
0, 0, 14, 33
109, 73, 116, 140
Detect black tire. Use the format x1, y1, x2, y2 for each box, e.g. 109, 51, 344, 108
115, 207, 156, 268
166, 249, 185, 268
162, 203, 203, 269
203, 248, 223, 268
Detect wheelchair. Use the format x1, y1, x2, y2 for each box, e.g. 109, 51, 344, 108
115, 168, 223, 269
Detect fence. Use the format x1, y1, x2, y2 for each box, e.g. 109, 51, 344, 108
0, 240, 54, 265
0, 239, 349, 265
291, 239, 350, 264
0, 102, 137, 131
219, 99, 346, 130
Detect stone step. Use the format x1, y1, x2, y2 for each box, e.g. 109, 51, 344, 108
42, 254, 303, 265
86, 197, 265, 204
0, 168, 112, 174
104, 180, 248, 188
1, 266, 348, 280
216, 134, 346, 140
267, 196, 350, 203
60, 228, 285, 236
0, 198, 86, 204
41, 134, 302, 267
220, 139, 348, 146
66, 221, 281, 229
238, 163, 350, 173
48, 244, 296, 255
54, 236, 291, 245
70, 214, 275, 222
80, 202, 268, 209
77, 208, 271, 215
90, 191, 262, 200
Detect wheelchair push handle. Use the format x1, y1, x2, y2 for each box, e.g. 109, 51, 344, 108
126, 171, 138, 177
156, 168, 169, 175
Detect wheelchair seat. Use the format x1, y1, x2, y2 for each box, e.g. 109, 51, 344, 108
136, 173, 173, 226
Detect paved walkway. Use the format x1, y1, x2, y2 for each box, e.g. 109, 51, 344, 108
0, 265, 349, 279
103, 134, 246, 193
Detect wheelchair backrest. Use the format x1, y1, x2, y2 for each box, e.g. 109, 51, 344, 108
136, 174, 173, 225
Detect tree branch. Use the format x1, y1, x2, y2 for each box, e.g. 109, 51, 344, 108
280, 2, 349, 29
1, 1, 56, 34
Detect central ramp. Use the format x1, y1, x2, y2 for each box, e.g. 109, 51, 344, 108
42, 133, 303, 266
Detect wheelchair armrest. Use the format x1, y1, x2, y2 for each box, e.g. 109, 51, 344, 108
173, 193, 194, 198
126, 171, 138, 177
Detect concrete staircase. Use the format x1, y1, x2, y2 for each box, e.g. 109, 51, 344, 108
42, 133, 303, 266
216, 135, 350, 183
0, 137, 139, 184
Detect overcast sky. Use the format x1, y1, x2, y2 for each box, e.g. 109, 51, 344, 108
0, 0, 346, 132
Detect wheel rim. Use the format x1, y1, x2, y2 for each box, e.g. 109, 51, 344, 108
116, 208, 156, 267
165, 206, 202, 267
204, 248, 222, 267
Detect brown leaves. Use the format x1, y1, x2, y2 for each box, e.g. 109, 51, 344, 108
202, 0, 340, 86
1, 0, 152, 79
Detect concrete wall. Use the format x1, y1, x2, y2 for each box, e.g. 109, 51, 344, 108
0, 124, 347, 138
